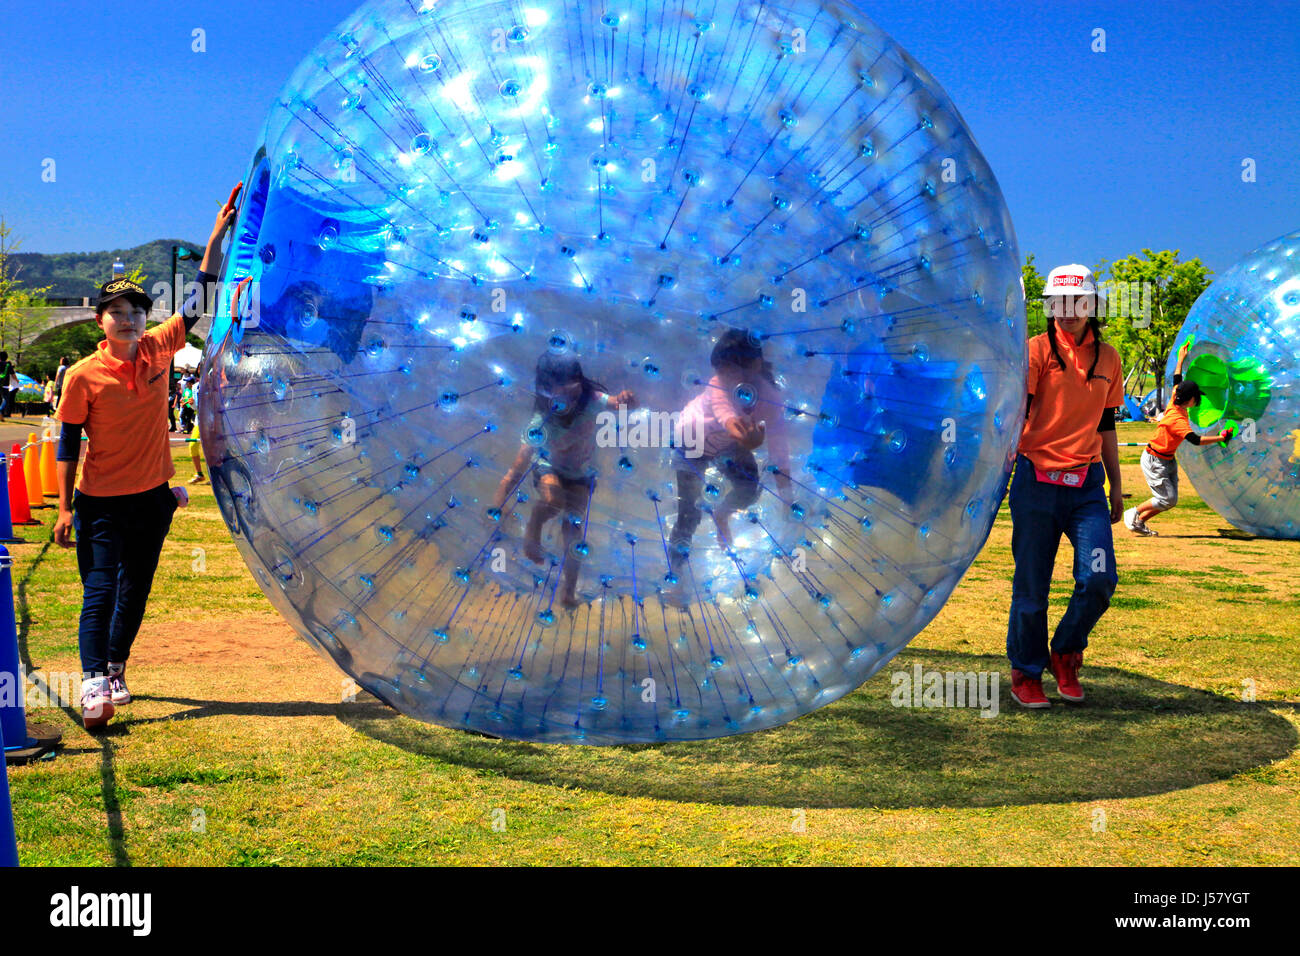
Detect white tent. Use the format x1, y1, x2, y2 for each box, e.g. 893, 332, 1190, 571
173, 343, 203, 371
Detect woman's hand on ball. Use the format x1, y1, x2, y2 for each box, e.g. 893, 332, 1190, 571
209, 204, 238, 248
199, 183, 243, 274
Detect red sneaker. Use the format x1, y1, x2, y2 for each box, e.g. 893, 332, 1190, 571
1011, 669, 1050, 709
1050, 652, 1085, 702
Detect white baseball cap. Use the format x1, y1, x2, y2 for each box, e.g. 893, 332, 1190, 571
1043, 264, 1105, 299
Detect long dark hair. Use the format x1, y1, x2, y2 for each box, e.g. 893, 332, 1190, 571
533, 352, 607, 421
711, 327, 780, 389
1045, 304, 1104, 381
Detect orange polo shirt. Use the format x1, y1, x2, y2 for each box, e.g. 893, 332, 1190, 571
56, 314, 186, 497
1148, 400, 1192, 458
1019, 327, 1123, 471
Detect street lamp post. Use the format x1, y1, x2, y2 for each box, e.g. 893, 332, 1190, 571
171, 244, 203, 401
171, 244, 200, 315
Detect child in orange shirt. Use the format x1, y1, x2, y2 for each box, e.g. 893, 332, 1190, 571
54, 187, 240, 729
1125, 342, 1234, 535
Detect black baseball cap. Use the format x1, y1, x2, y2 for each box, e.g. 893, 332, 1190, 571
95, 278, 154, 316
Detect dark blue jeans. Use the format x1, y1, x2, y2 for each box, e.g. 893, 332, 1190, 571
1006, 456, 1117, 677
74, 483, 177, 677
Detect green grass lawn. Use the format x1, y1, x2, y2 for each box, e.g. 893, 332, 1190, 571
7, 422, 1299, 865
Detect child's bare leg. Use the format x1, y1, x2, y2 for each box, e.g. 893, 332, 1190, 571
712, 511, 733, 550
558, 483, 590, 606
712, 455, 759, 553
524, 476, 563, 563
1137, 500, 1165, 523
559, 526, 581, 605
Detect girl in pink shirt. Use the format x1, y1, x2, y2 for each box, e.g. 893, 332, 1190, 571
670, 328, 791, 576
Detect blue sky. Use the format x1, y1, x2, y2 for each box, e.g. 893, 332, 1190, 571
1, 0, 1296, 274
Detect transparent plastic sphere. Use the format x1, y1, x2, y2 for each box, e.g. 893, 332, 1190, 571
1170, 229, 1300, 539
201, 0, 1026, 743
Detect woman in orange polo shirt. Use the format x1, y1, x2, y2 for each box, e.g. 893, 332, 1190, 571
1008, 265, 1125, 709
53, 188, 240, 729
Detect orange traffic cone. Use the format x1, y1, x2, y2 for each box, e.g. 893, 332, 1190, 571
40, 432, 58, 497
9, 444, 37, 526
23, 433, 46, 510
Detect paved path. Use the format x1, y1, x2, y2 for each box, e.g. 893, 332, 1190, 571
0, 414, 56, 450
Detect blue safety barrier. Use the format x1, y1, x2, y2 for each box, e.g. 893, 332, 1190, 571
0, 547, 33, 754
0, 454, 20, 545
0, 544, 17, 865
0, 725, 16, 866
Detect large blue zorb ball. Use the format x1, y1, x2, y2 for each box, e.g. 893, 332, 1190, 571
202, 0, 1026, 743
1171, 230, 1300, 538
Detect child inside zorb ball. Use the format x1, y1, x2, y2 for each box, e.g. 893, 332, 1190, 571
670, 328, 793, 583
491, 352, 636, 608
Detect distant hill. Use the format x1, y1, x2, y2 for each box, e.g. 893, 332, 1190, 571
13, 239, 205, 299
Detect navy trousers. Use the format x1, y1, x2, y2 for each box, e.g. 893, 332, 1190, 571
1006, 456, 1117, 677
73, 483, 177, 676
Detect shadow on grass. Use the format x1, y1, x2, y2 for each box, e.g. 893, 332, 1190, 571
129, 697, 395, 724
14, 538, 132, 867
340, 648, 1297, 809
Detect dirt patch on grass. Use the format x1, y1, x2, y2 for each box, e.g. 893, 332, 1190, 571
129, 615, 316, 671
54, 614, 358, 708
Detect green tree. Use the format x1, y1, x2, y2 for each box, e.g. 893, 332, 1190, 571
1100, 250, 1212, 401
0, 217, 27, 350
23, 321, 104, 381
0, 217, 54, 356
6, 287, 55, 361
1022, 253, 1046, 337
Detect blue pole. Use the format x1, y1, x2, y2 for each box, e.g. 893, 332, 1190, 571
0, 549, 17, 865
0, 454, 19, 544
0, 722, 17, 866
0, 547, 33, 753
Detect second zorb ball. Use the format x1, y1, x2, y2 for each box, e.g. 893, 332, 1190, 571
201, 0, 1026, 743
1171, 230, 1300, 538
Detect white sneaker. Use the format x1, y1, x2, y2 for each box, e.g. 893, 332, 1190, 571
107, 662, 132, 705
81, 677, 116, 730
1133, 514, 1159, 536
1124, 508, 1159, 536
